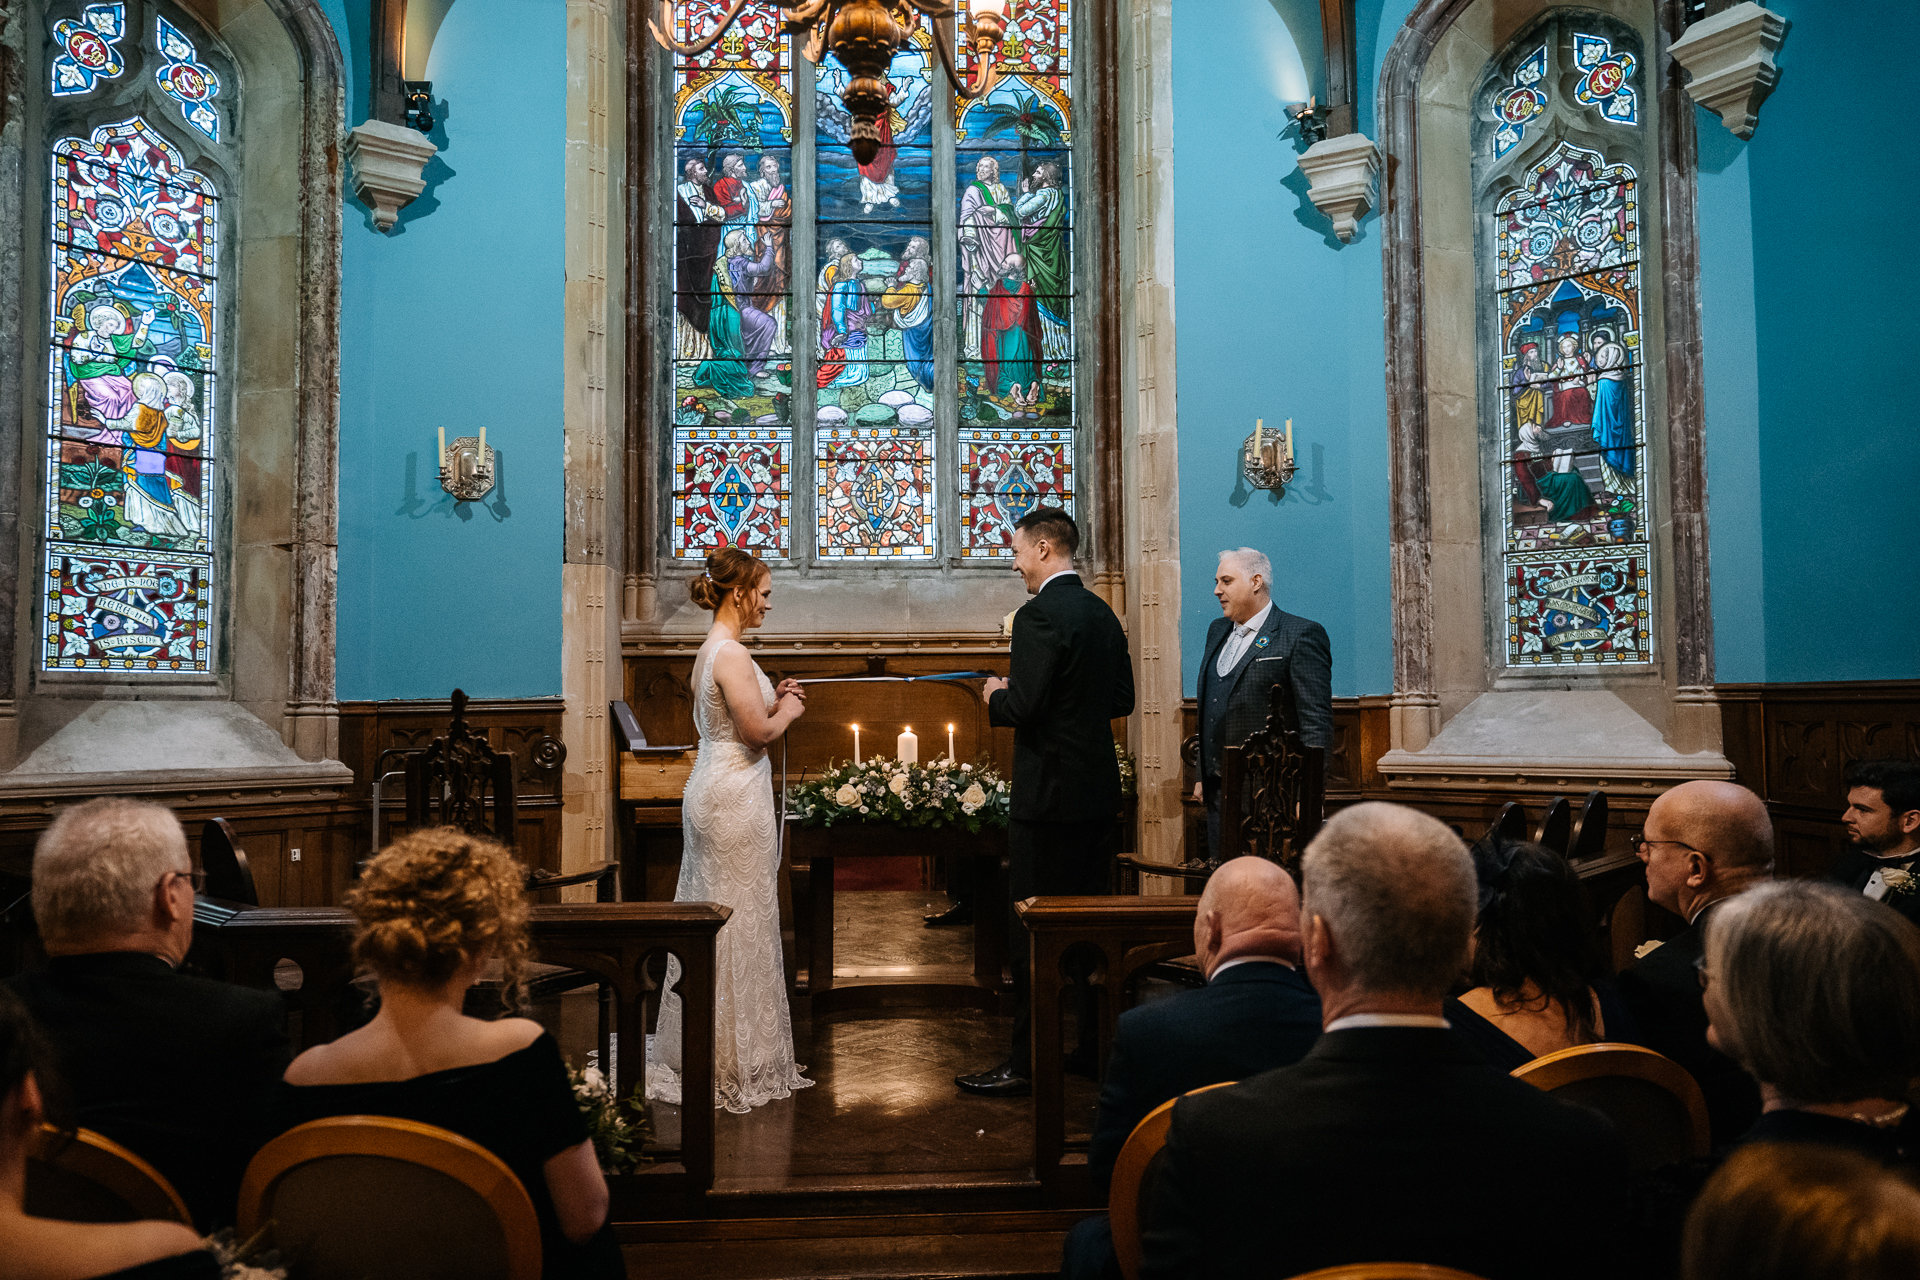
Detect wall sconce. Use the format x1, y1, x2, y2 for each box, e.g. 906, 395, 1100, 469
402, 79, 435, 134
1242, 418, 1298, 496
437, 427, 495, 501
1283, 96, 1331, 151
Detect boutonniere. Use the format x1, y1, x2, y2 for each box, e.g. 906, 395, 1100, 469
1633, 939, 1664, 959
1253, 635, 1271, 650
1882, 868, 1917, 897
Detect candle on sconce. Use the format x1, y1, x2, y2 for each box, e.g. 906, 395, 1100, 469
897, 725, 919, 764
1284, 417, 1294, 465
851, 723, 861, 764
478, 426, 487, 466
437, 427, 446, 473
946, 723, 956, 762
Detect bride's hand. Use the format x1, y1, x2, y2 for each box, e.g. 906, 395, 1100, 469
775, 679, 807, 703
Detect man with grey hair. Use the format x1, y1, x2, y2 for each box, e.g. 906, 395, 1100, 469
7, 798, 287, 1229
1194, 547, 1332, 860
1141, 803, 1629, 1280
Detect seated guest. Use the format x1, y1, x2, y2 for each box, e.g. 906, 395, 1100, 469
1141, 803, 1630, 1280
1682, 1143, 1920, 1280
1063, 857, 1322, 1280
6, 798, 288, 1230
1702, 880, 1920, 1162
0, 987, 215, 1279
276, 830, 621, 1280
1618, 780, 1772, 1144
1828, 759, 1920, 926
1447, 840, 1639, 1069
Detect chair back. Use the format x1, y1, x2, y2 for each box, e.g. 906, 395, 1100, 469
1110, 1081, 1237, 1280
1568, 789, 1609, 861
201, 817, 259, 905
1487, 801, 1529, 845
403, 689, 520, 847
1219, 680, 1326, 873
1607, 882, 1649, 973
239, 1116, 541, 1280
1512, 1043, 1710, 1171
1286, 1266, 1493, 1279
1532, 795, 1571, 857
24, 1125, 192, 1225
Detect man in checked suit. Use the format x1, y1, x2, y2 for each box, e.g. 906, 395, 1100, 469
957, 507, 1135, 1097
1195, 548, 1333, 860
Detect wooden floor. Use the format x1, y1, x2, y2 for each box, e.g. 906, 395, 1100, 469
600, 891, 1099, 1278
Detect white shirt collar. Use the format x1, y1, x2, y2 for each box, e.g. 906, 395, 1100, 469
1324, 1013, 1451, 1032
1209, 956, 1292, 979
1234, 601, 1274, 636
1038, 568, 1077, 591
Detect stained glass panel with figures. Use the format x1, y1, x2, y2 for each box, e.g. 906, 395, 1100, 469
816, 427, 935, 558
1494, 139, 1647, 665
46, 117, 217, 671
672, 426, 791, 555
960, 426, 1073, 557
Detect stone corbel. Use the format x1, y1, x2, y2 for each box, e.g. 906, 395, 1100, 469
344, 120, 438, 232
1668, 1, 1791, 140
1297, 132, 1381, 243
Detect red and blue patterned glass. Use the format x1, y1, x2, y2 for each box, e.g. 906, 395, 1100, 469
51, 3, 127, 96
154, 16, 220, 141
960, 426, 1072, 558
816, 427, 935, 558
46, 118, 217, 672
672, 426, 791, 555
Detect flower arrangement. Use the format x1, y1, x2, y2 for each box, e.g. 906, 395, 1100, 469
1883, 868, 1916, 898
790, 756, 1012, 833
568, 1063, 654, 1174
201, 1227, 285, 1280
1116, 741, 1137, 799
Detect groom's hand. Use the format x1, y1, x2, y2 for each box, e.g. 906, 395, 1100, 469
981, 676, 1008, 704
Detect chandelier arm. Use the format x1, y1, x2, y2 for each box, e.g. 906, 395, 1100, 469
779, 0, 833, 30
793, 0, 837, 65
647, 0, 756, 56
922, 12, 1000, 102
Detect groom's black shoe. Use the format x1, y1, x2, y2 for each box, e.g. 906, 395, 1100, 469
923, 900, 973, 927
955, 1060, 1032, 1097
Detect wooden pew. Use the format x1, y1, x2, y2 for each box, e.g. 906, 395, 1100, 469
193, 900, 730, 1192
1016, 895, 1201, 1203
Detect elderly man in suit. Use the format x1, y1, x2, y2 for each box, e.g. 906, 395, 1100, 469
1194, 548, 1332, 861
7, 798, 288, 1229
1141, 802, 1630, 1280
1618, 779, 1773, 1144
957, 507, 1135, 1098
1062, 856, 1323, 1279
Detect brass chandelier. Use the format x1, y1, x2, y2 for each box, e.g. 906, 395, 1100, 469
650, 0, 1014, 165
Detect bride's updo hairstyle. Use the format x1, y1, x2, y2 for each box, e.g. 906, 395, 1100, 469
689, 547, 767, 612
346, 829, 531, 1011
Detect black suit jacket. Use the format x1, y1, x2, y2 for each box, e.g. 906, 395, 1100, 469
1088, 961, 1323, 1197
1825, 847, 1920, 927
1615, 900, 1762, 1145
8, 951, 290, 1230
989, 573, 1135, 822
1140, 1026, 1630, 1280
1197, 607, 1333, 780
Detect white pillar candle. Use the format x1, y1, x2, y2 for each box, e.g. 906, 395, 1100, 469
947, 723, 956, 762
897, 726, 919, 764
438, 427, 446, 472
1284, 417, 1294, 464
478, 426, 487, 466
851, 724, 861, 764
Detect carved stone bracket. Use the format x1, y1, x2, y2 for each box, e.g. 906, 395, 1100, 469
344, 119, 437, 232
1297, 132, 1381, 243
1668, 2, 1790, 140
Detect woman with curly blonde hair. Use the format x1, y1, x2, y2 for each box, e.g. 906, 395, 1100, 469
276, 830, 620, 1279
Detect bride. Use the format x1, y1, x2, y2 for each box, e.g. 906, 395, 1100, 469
647, 548, 814, 1113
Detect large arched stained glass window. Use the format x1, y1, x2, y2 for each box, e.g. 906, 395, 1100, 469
1482, 20, 1649, 667
46, 114, 217, 671
666, 0, 1082, 564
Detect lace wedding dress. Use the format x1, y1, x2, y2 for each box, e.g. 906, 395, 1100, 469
646, 640, 812, 1114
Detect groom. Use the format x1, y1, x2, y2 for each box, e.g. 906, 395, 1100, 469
957, 507, 1135, 1098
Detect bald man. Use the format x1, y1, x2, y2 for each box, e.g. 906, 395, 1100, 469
1618, 779, 1774, 1144
1062, 858, 1322, 1280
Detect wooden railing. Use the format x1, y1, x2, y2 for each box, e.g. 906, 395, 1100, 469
1016, 895, 1200, 1204
192, 900, 730, 1191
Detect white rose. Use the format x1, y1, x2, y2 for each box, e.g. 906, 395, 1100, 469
858, 805, 869, 814
581, 1066, 607, 1097
1632, 939, 1663, 960
961, 782, 987, 809
1885, 869, 1915, 893
834, 784, 861, 807
961, 763, 972, 772
889, 774, 909, 795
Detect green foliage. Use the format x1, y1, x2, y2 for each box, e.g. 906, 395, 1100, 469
1116, 741, 1138, 799
973, 92, 1063, 149
789, 756, 1011, 833
688, 85, 762, 148
568, 1064, 654, 1174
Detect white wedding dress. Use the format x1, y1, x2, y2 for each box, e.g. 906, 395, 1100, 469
646, 640, 812, 1114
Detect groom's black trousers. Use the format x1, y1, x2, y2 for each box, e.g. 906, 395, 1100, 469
1006, 816, 1113, 1074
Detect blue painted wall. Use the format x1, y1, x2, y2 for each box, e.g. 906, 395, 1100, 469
1170, 0, 1403, 697
323, 0, 567, 700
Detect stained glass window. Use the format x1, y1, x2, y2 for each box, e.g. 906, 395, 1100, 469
51, 3, 128, 96
46, 117, 217, 671
154, 16, 221, 141
666, 2, 1082, 563
1484, 22, 1648, 668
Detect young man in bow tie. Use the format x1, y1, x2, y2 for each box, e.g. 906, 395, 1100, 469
1194, 548, 1333, 862
1829, 759, 1920, 925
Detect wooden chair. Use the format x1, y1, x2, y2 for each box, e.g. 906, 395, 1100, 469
1512, 1043, 1710, 1171
405, 689, 520, 847
239, 1116, 541, 1280
200, 817, 258, 905
1487, 801, 1529, 845
24, 1125, 191, 1225
1567, 789, 1610, 861
1219, 680, 1327, 875
1110, 1081, 1237, 1280
1533, 794, 1572, 857
1286, 1266, 1492, 1280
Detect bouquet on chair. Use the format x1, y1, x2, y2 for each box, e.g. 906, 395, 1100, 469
567, 1064, 653, 1174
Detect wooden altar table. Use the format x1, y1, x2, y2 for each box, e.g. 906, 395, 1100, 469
785, 818, 1011, 1019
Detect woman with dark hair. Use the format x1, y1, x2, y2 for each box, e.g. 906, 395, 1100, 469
1446, 840, 1639, 1069
0, 987, 214, 1279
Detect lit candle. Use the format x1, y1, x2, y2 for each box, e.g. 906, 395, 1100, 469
897, 725, 919, 765
947, 723, 956, 762
851, 724, 861, 764
437, 427, 446, 473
